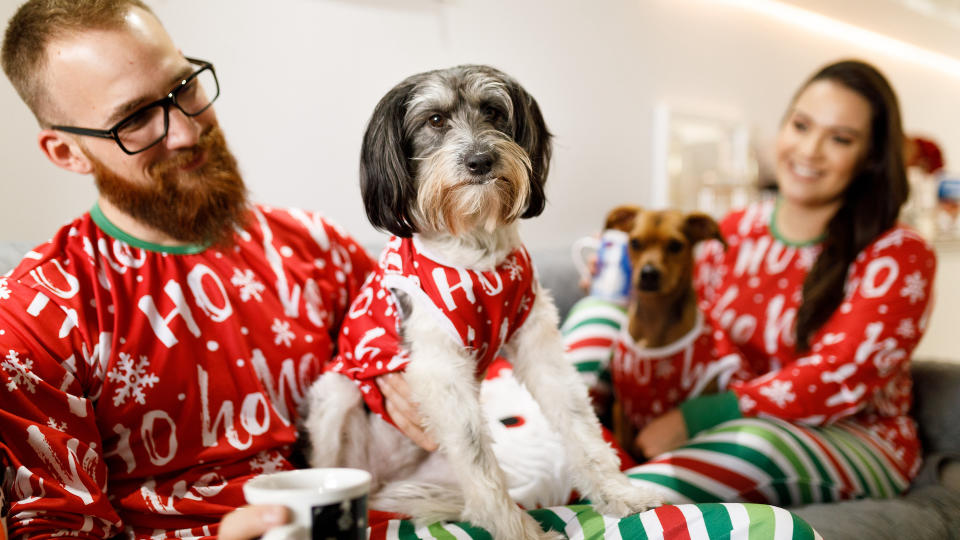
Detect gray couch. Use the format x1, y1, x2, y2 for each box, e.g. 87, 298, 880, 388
2, 241, 959, 539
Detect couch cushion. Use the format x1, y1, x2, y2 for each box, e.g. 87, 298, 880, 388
530, 247, 583, 320
793, 484, 960, 540
0, 242, 35, 274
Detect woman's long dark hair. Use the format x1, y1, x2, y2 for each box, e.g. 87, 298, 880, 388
793, 60, 909, 352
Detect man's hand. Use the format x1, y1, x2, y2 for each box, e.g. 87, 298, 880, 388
635, 408, 688, 459
377, 373, 438, 452
218, 505, 289, 540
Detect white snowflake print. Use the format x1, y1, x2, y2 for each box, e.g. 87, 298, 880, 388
2, 349, 39, 393
47, 417, 68, 431
0, 278, 11, 300
758, 380, 796, 408
899, 271, 927, 304
230, 268, 265, 302
895, 318, 916, 340
271, 318, 296, 347
249, 450, 286, 474
519, 294, 532, 313
502, 256, 523, 282
739, 393, 757, 412
106, 353, 159, 406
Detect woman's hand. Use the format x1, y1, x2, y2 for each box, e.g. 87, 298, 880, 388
377, 373, 438, 452
218, 504, 289, 540
579, 253, 598, 291
634, 408, 689, 459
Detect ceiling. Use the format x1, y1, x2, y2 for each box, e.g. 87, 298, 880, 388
783, 0, 960, 59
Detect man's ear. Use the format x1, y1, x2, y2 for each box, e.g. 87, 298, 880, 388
38, 129, 93, 174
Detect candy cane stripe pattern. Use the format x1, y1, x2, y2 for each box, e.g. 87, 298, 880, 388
366, 504, 821, 540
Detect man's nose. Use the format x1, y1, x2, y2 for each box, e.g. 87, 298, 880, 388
164, 107, 201, 149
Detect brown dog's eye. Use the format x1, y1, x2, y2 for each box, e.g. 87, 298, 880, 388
667, 240, 684, 253
630, 238, 644, 251
428, 114, 445, 128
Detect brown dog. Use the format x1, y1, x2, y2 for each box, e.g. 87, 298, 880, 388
601, 205, 725, 456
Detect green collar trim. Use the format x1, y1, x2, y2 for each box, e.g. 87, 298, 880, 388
90, 203, 209, 255
770, 197, 826, 247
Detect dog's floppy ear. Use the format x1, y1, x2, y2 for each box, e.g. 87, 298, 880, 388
683, 212, 726, 247
360, 79, 419, 237
506, 75, 553, 219
604, 205, 641, 233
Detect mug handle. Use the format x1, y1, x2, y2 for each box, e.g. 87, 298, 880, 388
571, 235, 600, 283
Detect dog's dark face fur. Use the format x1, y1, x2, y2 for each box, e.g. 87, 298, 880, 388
360, 65, 552, 237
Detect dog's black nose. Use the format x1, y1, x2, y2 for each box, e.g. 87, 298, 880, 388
465, 152, 494, 176
638, 265, 661, 291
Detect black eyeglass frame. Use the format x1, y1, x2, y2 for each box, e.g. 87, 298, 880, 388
49, 57, 219, 155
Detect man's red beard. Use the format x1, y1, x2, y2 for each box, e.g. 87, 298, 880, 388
90, 126, 250, 247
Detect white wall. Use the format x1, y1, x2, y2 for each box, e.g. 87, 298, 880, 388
2, 0, 959, 358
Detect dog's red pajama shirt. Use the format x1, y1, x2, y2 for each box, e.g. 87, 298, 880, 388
609, 312, 745, 431
329, 236, 537, 426
0, 205, 374, 538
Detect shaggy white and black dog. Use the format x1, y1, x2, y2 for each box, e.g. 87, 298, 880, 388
304, 65, 662, 540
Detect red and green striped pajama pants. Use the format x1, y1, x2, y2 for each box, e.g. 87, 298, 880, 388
367, 502, 822, 539
625, 417, 911, 508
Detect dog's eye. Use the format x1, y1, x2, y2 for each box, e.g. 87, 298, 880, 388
629, 238, 644, 251
428, 114, 446, 128
483, 106, 503, 122
667, 240, 685, 253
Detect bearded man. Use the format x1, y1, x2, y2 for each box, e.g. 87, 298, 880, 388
0, 1, 384, 537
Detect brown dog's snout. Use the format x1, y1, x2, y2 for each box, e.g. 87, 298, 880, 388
638, 264, 661, 291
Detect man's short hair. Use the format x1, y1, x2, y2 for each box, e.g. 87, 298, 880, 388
2, 0, 155, 124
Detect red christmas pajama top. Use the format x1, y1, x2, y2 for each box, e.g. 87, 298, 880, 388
0, 205, 374, 538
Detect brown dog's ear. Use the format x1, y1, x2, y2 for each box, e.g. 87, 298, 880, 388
604, 205, 641, 232
683, 212, 726, 247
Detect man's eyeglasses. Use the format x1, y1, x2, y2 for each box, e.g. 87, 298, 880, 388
50, 57, 220, 155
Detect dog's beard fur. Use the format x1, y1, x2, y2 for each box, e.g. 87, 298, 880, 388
415, 135, 531, 236
89, 125, 249, 247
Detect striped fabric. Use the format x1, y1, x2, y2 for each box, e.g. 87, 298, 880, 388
626, 417, 911, 508
561, 296, 627, 399
367, 503, 822, 540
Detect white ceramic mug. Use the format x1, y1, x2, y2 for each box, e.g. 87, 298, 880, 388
572, 229, 632, 304
243, 468, 371, 540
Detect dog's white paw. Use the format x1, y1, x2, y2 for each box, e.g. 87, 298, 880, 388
591, 477, 665, 517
